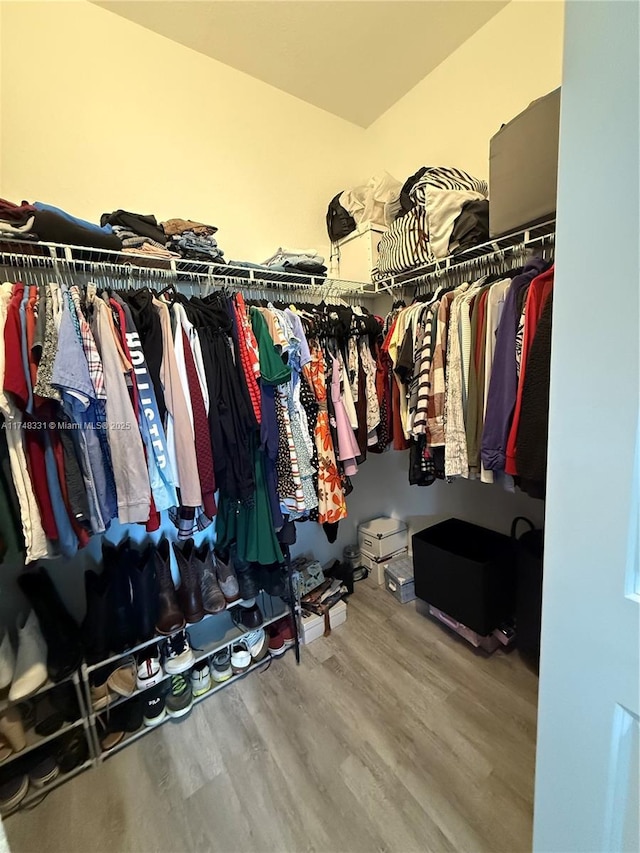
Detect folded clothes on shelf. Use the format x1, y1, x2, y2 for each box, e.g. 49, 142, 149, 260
122, 243, 178, 259
0, 198, 121, 250
162, 218, 217, 238
100, 210, 166, 245
0, 217, 37, 236
263, 246, 322, 265
112, 226, 169, 253
167, 231, 224, 262
263, 247, 326, 277
0, 199, 37, 227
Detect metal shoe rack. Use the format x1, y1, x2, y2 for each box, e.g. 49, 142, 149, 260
2, 590, 295, 819
0, 670, 94, 816
82, 590, 293, 762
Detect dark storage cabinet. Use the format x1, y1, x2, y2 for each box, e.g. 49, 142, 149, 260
412, 519, 515, 636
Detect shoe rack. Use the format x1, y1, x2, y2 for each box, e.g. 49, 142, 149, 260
0, 670, 96, 817
1, 558, 301, 817
82, 591, 292, 762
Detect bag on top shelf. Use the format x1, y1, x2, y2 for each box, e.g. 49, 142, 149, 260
326, 172, 402, 244
373, 166, 489, 280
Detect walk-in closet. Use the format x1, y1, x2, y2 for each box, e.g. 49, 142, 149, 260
0, 2, 637, 852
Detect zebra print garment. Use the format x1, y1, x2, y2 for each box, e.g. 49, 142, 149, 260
411, 166, 488, 203
374, 167, 488, 280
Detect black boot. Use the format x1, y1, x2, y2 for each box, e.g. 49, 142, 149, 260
129, 543, 157, 643
18, 567, 83, 682
227, 543, 260, 600
105, 540, 136, 654
81, 569, 111, 665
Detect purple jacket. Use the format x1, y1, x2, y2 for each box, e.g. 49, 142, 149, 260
481, 258, 548, 472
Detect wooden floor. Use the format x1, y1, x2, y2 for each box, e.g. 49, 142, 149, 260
5, 583, 538, 853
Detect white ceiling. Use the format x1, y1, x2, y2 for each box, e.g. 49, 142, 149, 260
94, 1, 509, 127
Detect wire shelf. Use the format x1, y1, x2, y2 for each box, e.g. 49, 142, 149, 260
369, 219, 556, 293
0, 238, 376, 299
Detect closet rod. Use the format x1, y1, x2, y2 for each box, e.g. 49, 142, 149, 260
372, 219, 556, 293
0, 239, 376, 297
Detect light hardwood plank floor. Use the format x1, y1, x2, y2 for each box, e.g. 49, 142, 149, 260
5, 583, 538, 853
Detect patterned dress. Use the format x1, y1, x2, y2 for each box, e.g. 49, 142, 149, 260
302, 343, 347, 524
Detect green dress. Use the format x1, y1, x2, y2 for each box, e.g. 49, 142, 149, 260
216, 309, 291, 565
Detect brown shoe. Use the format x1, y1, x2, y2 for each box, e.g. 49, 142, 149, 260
173, 540, 205, 624
0, 706, 26, 753
193, 545, 226, 615
154, 539, 185, 636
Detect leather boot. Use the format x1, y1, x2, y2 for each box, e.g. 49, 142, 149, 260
129, 543, 157, 643
193, 544, 226, 614
229, 544, 260, 600
105, 540, 136, 654
81, 569, 111, 665
154, 538, 185, 636
173, 540, 205, 624
18, 568, 82, 682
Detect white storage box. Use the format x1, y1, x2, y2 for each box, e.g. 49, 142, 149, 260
334, 223, 386, 284
300, 600, 347, 645
358, 517, 408, 561
384, 555, 416, 604
363, 547, 408, 586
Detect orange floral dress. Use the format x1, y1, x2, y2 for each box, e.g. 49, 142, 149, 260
302, 343, 347, 524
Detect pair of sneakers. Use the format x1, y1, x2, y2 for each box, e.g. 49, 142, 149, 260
267, 616, 296, 657
188, 649, 235, 693
140, 672, 193, 728
231, 629, 269, 674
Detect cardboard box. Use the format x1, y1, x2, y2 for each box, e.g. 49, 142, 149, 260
358, 517, 407, 561
489, 88, 560, 237
300, 600, 347, 645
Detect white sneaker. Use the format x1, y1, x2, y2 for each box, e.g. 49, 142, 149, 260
136, 647, 163, 691
189, 661, 211, 697
244, 629, 268, 663
9, 612, 47, 701
0, 630, 15, 691
230, 641, 251, 674
162, 630, 195, 675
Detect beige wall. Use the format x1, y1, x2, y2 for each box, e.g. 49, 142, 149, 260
362, 0, 565, 183
0, 1, 564, 257
0, 1, 362, 263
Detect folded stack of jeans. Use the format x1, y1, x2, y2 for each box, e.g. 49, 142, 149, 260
166, 231, 224, 262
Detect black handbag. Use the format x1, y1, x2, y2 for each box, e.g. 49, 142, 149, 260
511, 516, 544, 668
326, 193, 356, 243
